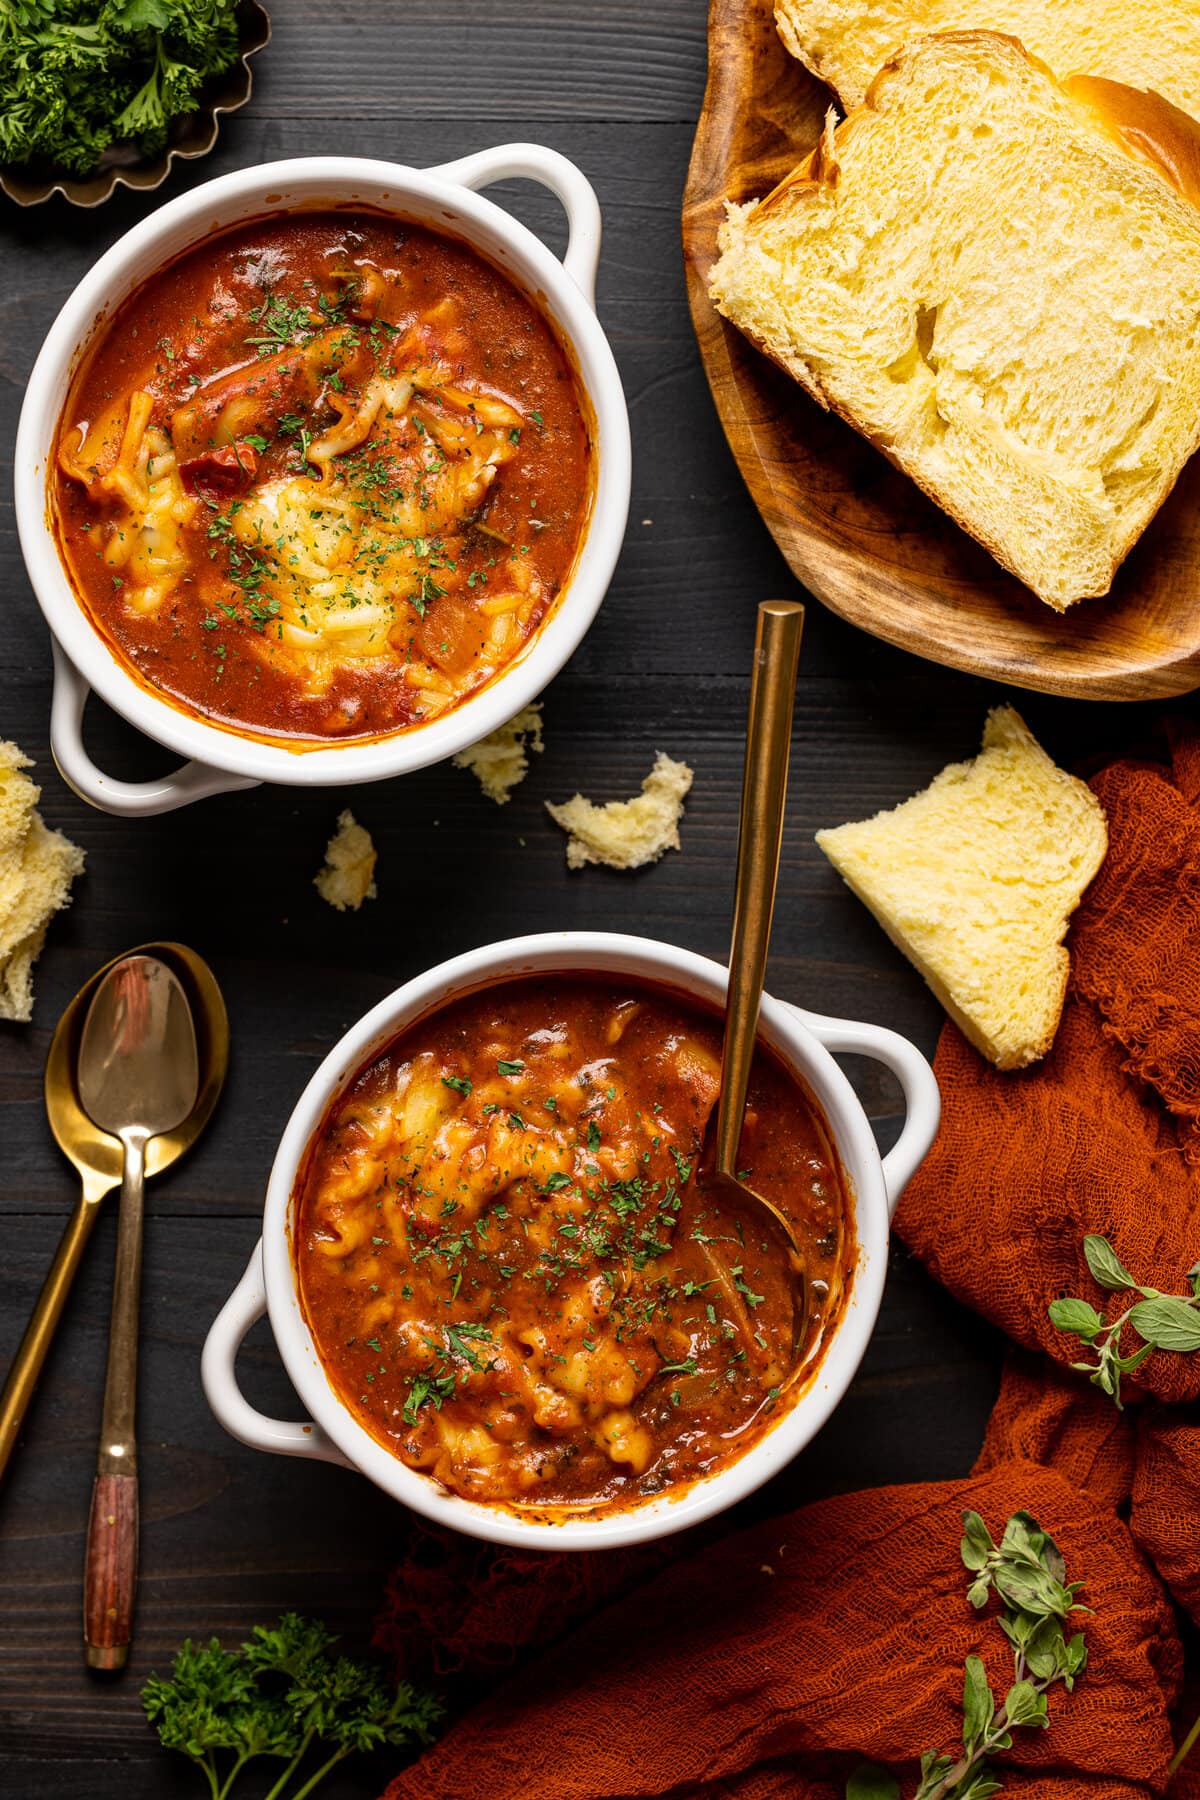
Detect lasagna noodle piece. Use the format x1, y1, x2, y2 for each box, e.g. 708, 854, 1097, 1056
315, 810, 377, 912
222, 375, 536, 707
547, 753, 694, 870
453, 703, 545, 805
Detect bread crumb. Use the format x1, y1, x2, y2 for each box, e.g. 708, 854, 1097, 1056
0, 740, 85, 1024
453, 704, 544, 805
816, 707, 1106, 1069
547, 753, 693, 871
315, 810, 377, 912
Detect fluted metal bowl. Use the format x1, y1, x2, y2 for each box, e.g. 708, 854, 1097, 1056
0, 0, 270, 209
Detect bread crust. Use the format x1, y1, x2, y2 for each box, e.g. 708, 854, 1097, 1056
718, 32, 1200, 607
1065, 74, 1200, 208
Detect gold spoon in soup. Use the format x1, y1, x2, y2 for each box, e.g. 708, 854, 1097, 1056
697, 600, 809, 1381
0, 945, 227, 1493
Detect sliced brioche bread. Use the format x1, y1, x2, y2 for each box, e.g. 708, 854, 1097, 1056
816, 707, 1107, 1069
0, 742, 85, 1024
708, 32, 1200, 609
775, 0, 1200, 118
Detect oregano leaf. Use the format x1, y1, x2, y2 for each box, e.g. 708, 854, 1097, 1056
958, 1774, 1004, 1800
1004, 1680, 1050, 1729
1048, 1297, 1103, 1340
961, 1511, 995, 1572
962, 1655, 994, 1747
1083, 1235, 1136, 1291
1129, 1295, 1200, 1352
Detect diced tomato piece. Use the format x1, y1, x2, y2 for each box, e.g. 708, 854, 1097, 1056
179, 442, 259, 501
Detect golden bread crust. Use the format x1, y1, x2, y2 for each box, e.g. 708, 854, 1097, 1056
1065, 73, 1200, 208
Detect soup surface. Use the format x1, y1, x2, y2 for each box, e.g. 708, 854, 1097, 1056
53, 212, 592, 743
293, 977, 854, 1517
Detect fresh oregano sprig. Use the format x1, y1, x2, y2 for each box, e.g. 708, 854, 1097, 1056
846, 1510, 1088, 1800
1048, 1234, 1200, 1409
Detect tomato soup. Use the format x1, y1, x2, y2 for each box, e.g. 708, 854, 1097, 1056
293, 977, 854, 1517
52, 212, 592, 743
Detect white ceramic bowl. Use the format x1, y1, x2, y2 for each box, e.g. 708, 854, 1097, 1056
202, 932, 940, 1549
15, 148, 631, 817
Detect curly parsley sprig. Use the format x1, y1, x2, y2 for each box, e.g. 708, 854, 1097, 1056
142, 1612, 441, 1800
1049, 1234, 1200, 1409
0, 0, 242, 177
847, 1510, 1088, 1800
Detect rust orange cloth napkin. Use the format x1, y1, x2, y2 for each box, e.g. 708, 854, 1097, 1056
382, 1458, 1181, 1800
895, 724, 1200, 1626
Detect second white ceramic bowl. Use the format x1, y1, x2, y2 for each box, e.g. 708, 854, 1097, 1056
16, 148, 631, 816
202, 932, 940, 1550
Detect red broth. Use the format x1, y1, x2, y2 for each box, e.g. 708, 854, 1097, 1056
293, 976, 854, 1518
52, 212, 592, 744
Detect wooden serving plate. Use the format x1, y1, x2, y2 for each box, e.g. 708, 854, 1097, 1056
682, 0, 1200, 701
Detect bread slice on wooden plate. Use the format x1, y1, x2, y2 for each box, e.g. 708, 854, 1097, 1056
708, 32, 1200, 610
816, 707, 1107, 1069
775, 0, 1200, 118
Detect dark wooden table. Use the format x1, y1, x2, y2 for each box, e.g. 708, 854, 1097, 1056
0, 5, 1170, 1795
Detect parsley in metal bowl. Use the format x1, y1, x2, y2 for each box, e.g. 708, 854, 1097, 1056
0, 0, 270, 206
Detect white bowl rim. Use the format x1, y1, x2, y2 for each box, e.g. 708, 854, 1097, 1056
14, 151, 631, 786
218, 930, 931, 1550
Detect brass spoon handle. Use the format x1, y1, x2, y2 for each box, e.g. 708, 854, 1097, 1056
84, 1126, 148, 1671
0, 1183, 107, 1483
715, 600, 805, 1179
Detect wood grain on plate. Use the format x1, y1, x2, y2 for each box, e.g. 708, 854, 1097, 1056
682, 0, 1200, 702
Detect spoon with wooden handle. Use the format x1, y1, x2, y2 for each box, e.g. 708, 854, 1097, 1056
0, 943, 227, 1491
76, 953, 200, 1671
697, 599, 808, 1379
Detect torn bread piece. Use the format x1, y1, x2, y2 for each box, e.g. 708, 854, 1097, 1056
453, 703, 544, 805
547, 753, 694, 871
315, 810, 377, 912
775, 0, 1200, 120
0, 742, 85, 1024
0, 740, 39, 856
709, 32, 1200, 610
816, 707, 1107, 1069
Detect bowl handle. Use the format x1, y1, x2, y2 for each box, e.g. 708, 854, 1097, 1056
784, 1005, 941, 1219
425, 142, 602, 307
50, 641, 260, 817
201, 1241, 350, 1465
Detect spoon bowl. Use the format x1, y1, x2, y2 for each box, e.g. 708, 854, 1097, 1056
46, 941, 228, 1192
77, 955, 200, 1142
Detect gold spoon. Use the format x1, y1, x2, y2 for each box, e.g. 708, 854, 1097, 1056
698, 600, 808, 1375
0, 944, 228, 1489
77, 953, 201, 1672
